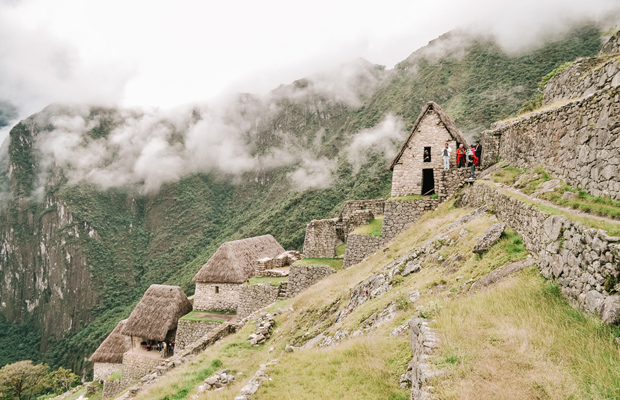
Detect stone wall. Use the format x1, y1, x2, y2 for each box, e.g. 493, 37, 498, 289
543, 56, 620, 106
287, 265, 335, 297
391, 109, 463, 197
193, 283, 240, 312
121, 352, 163, 387
342, 234, 386, 269
436, 168, 471, 200
303, 218, 339, 258
340, 199, 385, 219
237, 283, 280, 318
102, 379, 125, 400
601, 31, 620, 55
457, 183, 620, 324
175, 319, 223, 350
382, 199, 441, 241
480, 86, 620, 198
479, 128, 501, 168
93, 362, 121, 382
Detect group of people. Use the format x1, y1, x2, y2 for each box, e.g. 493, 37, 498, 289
141, 340, 175, 357
440, 141, 482, 179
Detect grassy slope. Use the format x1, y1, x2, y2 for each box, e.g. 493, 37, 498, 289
123, 200, 620, 400
0, 25, 604, 372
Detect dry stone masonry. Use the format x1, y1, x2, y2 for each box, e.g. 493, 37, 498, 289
175, 319, 223, 350
458, 183, 620, 324
193, 283, 240, 312
382, 199, 441, 241
342, 234, 385, 269
248, 312, 275, 345
237, 283, 282, 319
403, 318, 443, 399
287, 264, 335, 297
481, 85, 620, 198
93, 362, 120, 382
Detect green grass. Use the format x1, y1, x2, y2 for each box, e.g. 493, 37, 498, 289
248, 276, 288, 286
106, 369, 121, 382
352, 217, 383, 237
294, 258, 344, 271
433, 269, 620, 399
388, 195, 424, 201
179, 311, 225, 323
482, 180, 620, 236
336, 243, 346, 257
490, 166, 524, 185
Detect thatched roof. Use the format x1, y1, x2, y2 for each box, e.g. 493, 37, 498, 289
389, 101, 469, 170
121, 285, 192, 341
193, 235, 285, 284
89, 319, 131, 364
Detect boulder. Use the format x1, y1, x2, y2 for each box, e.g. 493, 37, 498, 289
473, 223, 506, 253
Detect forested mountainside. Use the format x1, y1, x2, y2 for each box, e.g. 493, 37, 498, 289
0, 23, 603, 375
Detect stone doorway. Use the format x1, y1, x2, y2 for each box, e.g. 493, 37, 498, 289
422, 168, 435, 195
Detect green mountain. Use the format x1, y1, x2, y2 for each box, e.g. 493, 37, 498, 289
0, 24, 603, 376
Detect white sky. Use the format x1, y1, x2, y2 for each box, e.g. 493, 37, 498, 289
1, 0, 619, 121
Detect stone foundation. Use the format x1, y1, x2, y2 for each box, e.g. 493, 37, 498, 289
175, 319, 223, 350
93, 362, 121, 382
382, 199, 441, 241
480, 85, 620, 198
458, 183, 620, 324
340, 199, 385, 219
193, 282, 240, 312
102, 379, 125, 400
237, 283, 281, 318
342, 234, 385, 269
121, 352, 163, 387
303, 218, 340, 258
287, 265, 335, 297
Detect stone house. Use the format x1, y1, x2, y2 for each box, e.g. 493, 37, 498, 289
119, 284, 192, 385
89, 319, 131, 382
389, 101, 468, 197
192, 235, 285, 312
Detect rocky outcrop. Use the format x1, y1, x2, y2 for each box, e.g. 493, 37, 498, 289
458, 183, 620, 324
472, 223, 506, 253
248, 313, 275, 346
469, 258, 536, 291
192, 369, 236, 397
234, 360, 278, 400
601, 31, 620, 55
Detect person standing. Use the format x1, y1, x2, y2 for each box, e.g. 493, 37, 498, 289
440, 143, 451, 169
467, 147, 478, 179
456, 144, 466, 168
474, 141, 482, 166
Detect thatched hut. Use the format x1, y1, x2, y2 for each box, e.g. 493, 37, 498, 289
389, 101, 468, 197
193, 235, 285, 312
121, 284, 192, 348
89, 319, 131, 381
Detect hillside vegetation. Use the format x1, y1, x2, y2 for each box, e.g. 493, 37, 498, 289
120, 201, 620, 400
0, 24, 604, 375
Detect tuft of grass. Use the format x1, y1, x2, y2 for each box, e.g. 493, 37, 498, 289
433, 269, 620, 399
180, 311, 225, 323
490, 166, 524, 185
336, 243, 346, 257
388, 195, 424, 201
248, 276, 288, 286
294, 258, 344, 271
352, 217, 384, 237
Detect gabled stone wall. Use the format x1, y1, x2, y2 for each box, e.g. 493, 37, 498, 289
303, 218, 340, 258
391, 110, 461, 197
193, 283, 240, 312
457, 183, 620, 324
480, 86, 620, 198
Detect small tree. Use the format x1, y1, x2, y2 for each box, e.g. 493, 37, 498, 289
0, 360, 50, 400
48, 367, 79, 395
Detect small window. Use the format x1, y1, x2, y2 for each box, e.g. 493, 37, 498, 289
215, 286, 220, 294
423, 147, 431, 163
